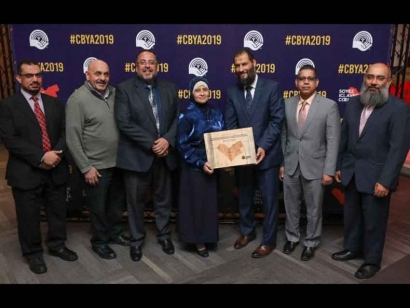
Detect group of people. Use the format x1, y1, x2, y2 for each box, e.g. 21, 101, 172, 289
0, 48, 409, 281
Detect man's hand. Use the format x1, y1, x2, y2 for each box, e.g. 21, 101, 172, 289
203, 162, 214, 175
152, 138, 169, 156
279, 166, 284, 182
42, 150, 62, 168
322, 174, 333, 186
39, 162, 53, 170
84, 167, 101, 186
374, 182, 390, 198
255, 147, 265, 165
335, 171, 341, 183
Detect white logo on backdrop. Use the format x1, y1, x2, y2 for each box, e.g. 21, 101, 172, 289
136, 30, 156, 50
29, 29, 49, 50
188, 58, 208, 77
295, 58, 315, 75
243, 30, 264, 51
352, 31, 373, 52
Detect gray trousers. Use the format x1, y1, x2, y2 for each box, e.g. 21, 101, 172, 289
283, 165, 324, 247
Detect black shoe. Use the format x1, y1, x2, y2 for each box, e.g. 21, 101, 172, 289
354, 264, 381, 279
130, 246, 142, 262
49, 246, 78, 261
196, 248, 209, 258
331, 249, 362, 261
92, 244, 117, 259
109, 234, 131, 246
28, 257, 47, 274
300, 246, 315, 261
283, 241, 299, 255
158, 239, 175, 255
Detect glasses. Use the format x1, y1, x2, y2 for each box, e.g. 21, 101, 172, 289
365, 74, 388, 82
137, 60, 157, 66
19, 73, 42, 79
297, 76, 317, 82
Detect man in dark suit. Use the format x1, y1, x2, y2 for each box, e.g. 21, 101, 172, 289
0, 59, 78, 274
225, 48, 285, 258
332, 63, 410, 279
115, 50, 179, 262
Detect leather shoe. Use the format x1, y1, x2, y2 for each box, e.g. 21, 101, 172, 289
300, 246, 315, 261
251, 244, 275, 258
109, 234, 131, 246
49, 246, 78, 261
234, 234, 256, 249
283, 241, 299, 255
92, 244, 117, 259
28, 256, 47, 274
196, 248, 209, 258
354, 264, 381, 279
331, 249, 362, 261
158, 239, 175, 255
130, 246, 142, 262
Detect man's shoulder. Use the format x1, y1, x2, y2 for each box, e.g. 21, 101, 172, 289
157, 78, 177, 89
116, 77, 137, 88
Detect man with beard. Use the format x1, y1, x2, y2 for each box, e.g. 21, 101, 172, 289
66, 59, 130, 260
115, 50, 179, 261
225, 48, 285, 258
280, 65, 340, 261
332, 63, 410, 279
0, 59, 78, 274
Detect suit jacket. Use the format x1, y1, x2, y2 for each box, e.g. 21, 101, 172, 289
115, 77, 179, 172
225, 76, 285, 170
338, 94, 410, 194
0, 92, 68, 189
281, 93, 341, 180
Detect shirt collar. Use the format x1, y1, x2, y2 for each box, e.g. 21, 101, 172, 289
299, 92, 316, 106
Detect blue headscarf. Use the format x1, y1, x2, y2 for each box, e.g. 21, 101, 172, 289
189, 76, 210, 103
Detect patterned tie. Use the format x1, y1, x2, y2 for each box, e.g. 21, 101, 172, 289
245, 86, 253, 109
32, 96, 51, 152
298, 100, 308, 134
147, 85, 160, 133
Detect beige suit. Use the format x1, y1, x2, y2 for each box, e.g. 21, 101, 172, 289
281, 92, 340, 247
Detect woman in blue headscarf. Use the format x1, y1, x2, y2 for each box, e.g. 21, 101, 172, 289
176, 76, 225, 257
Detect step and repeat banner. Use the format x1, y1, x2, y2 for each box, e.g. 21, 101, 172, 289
10, 24, 392, 218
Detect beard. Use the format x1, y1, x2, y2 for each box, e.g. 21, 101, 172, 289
359, 82, 389, 107
237, 66, 256, 87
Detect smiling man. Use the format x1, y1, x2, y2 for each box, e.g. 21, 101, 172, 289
225, 48, 285, 258
280, 64, 340, 261
332, 63, 410, 279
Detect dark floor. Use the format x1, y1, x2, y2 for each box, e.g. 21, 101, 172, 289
0, 144, 409, 284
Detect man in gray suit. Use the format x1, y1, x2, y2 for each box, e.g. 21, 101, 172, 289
115, 50, 179, 262
279, 65, 340, 261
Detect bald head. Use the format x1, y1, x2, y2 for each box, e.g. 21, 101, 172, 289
86, 59, 110, 95
366, 62, 391, 79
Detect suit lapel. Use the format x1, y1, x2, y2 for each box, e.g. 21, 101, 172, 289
134, 79, 157, 129
290, 96, 299, 137
247, 82, 262, 123
157, 82, 167, 134
15, 93, 40, 129
234, 86, 251, 123
358, 101, 388, 140
41, 94, 53, 133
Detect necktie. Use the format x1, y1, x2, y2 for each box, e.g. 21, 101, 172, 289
359, 106, 371, 135
298, 101, 308, 134
245, 86, 253, 109
147, 85, 160, 133
32, 96, 51, 152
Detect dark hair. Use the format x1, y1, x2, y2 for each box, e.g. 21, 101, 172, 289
135, 49, 158, 62
17, 59, 39, 74
297, 64, 317, 77
233, 47, 255, 62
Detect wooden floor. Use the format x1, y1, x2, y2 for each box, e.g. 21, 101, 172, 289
0, 143, 410, 284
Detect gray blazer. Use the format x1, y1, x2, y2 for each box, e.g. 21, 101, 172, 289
281, 93, 341, 180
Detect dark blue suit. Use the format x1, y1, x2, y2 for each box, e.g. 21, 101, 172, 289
225, 76, 285, 245
338, 94, 410, 265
